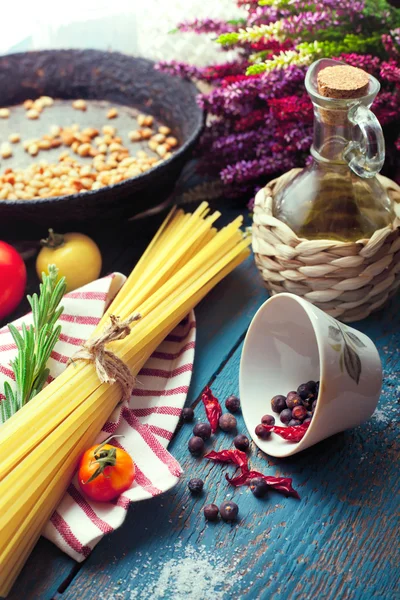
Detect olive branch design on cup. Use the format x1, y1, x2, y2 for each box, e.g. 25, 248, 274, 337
328, 322, 366, 384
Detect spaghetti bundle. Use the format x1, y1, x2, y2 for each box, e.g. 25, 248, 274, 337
0, 203, 250, 596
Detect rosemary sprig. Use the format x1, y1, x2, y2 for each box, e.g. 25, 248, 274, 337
0, 264, 66, 424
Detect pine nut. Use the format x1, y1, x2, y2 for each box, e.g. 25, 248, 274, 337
156, 144, 168, 158
39, 140, 51, 150
72, 99, 87, 111
102, 125, 116, 136
61, 132, 75, 146
152, 133, 166, 144
77, 143, 91, 157
23, 139, 36, 151
166, 136, 178, 147
50, 125, 62, 137
129, 130, 142, 142
140, 128, 153, 139
109, 142, 122, 153
0, 108, 10, 119
28, 144, 39, 156
26, 109, 40, 120
9, 133, 20, 144
148, 140, 158, 152
107, 108, 118, 119
43, 96, 55, 105
158, 125, 171, 135
1, 143, 12, 158
91, 181, 103, 190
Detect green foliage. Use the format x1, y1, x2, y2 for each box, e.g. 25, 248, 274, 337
217, 32, 240, 46
0, 265, 66, 424
363, 0, 400, 24
246, 34, 383, 74
298, 34, 383, 57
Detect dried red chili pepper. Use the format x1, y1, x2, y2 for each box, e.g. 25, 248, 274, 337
201, 386, 222, 433
205, 448, 299, 499
262, 422, 310, 442
226, 470, 300, 499
204, 449, 248, 470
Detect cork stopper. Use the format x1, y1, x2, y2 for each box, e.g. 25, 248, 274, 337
317, 65, 369, 99
316, 65, 369, 126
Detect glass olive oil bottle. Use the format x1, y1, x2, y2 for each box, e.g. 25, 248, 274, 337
273, 59, 394, 242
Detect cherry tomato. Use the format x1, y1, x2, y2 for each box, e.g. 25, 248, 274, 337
78, 437, 135, 502
36, 229, 102, 293
0, 241, 26, 320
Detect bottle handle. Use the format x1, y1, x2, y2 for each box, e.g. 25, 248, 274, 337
343, 104, 385, 179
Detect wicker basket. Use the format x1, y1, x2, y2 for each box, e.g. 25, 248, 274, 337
252, 169, 400, 322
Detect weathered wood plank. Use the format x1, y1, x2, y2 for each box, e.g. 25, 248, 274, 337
6, 540, 75, 600
59, 295, 400, 600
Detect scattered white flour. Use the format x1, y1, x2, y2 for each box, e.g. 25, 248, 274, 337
372, 408, 389, 424
129, 543, 241, 600
100, 542, 242, 600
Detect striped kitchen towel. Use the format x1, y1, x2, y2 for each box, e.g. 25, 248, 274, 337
0, 273, 195, 561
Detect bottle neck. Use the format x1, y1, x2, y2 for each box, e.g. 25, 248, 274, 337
310, 105, 354, 166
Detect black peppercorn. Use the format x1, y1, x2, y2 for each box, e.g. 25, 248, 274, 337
188, 436, 205, 456
255, 424, 271, 440
225, 395, 241, 413
181, 407, 194, 423
204, 504, 219, 521
220, 501, 239, 521
233, 434, 250, 451
271, 395, 287, 413
193, 422, 212, 440
219, 413, 237, 432
188, 478, 204, 494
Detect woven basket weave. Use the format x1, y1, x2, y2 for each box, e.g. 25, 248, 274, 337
252, 169, 400, 322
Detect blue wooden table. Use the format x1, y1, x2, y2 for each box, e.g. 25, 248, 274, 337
4, 206, 399, 600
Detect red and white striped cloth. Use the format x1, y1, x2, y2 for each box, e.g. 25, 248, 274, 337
0, 273, 195, 561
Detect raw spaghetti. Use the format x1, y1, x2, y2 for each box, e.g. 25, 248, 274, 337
0, 203, 250, 596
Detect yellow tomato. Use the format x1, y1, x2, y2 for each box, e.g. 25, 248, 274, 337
36, 230, 102, 292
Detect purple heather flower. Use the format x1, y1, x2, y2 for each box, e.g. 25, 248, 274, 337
176, 18, 238, 35
382, 30, 400, 58
380, 60, 400, 83
281, 11, 336, 37
155, 0, 400, 202
210, 125, 275, 163
199, 66, 306, 117
286, 0, 363, 9
338, 53, 381, 76
248, 6, 291, 27
221, 153, 298, 185
155, 61, 203, 80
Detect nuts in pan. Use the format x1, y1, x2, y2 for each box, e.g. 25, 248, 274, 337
0, 104, 178, 200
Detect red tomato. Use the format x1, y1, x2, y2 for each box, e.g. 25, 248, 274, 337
0, 242, 26, 320
78, 438, 135, 502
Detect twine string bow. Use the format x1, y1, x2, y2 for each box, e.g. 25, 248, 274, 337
70, 313, 141, 402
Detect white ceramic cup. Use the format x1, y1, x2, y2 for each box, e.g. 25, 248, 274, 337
240, 293, 382, 457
